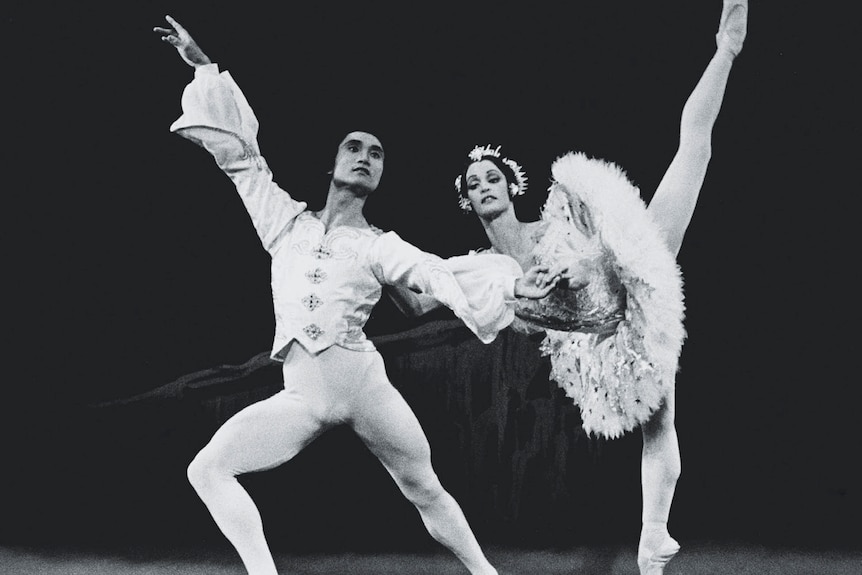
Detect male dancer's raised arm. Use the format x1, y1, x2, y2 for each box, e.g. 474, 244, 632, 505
156, 15, 305, 253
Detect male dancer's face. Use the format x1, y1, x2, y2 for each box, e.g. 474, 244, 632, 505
331, 131, 384, 195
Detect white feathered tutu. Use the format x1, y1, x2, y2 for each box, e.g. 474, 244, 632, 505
515, 152, 686, 439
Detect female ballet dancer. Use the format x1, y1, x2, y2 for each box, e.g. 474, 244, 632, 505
453, 2, 747, 573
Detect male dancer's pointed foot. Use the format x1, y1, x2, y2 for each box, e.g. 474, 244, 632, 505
716, 0, 748, 58
637, 534, 680, 575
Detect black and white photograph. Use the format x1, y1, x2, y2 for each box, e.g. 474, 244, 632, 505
3, 1, 859, 573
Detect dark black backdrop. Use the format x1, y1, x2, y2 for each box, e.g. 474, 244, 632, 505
3, 0, 859, 554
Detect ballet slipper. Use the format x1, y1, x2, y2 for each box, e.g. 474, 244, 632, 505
637, 533, 680, 575
715, 0, 748, 58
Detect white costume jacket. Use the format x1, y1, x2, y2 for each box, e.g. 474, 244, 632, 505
170, 64, 522, 359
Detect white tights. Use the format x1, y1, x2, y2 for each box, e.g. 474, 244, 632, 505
187, 343, 497, 575
639, 28, 739, 563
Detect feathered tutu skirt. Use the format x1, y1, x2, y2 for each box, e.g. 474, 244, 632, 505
523, 152, 686, 439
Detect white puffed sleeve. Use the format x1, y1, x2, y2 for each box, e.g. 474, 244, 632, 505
170, 64, 306, 253
369, 232, 522, 343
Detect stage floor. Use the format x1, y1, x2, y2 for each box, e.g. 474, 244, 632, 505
2, 543, 860, 575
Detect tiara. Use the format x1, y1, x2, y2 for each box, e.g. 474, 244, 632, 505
455, 144, 528, 212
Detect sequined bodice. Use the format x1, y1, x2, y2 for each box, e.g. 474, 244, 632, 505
511, 221, 626, 334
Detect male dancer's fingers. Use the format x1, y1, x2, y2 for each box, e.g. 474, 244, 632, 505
538, 264, 565, 288
533, 266, 550, 286
551, 263, 569, 278
153, 22, 182, 47
165, 15, 189, 38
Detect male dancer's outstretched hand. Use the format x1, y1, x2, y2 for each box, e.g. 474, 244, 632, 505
154, 15, 211, 67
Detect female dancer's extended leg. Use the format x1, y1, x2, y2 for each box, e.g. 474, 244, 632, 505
647, 0, 747, 258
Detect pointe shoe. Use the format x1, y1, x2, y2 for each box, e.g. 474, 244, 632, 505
637, 534, 680, 575
715, 0, 748, 58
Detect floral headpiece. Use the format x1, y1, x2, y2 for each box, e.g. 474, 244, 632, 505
454, 144, 529, 212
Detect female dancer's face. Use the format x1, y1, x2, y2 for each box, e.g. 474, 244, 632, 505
465, 160, 512, 217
